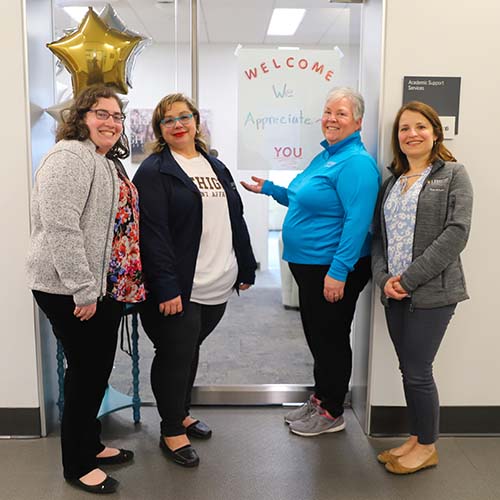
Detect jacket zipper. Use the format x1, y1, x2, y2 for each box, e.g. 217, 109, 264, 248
407, 163, 444, 311
408, 182, 426, 312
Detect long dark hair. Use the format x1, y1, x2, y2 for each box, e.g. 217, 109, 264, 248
391, 101, 456, 175
56, 84, 130, 160
148, 93, 208, 154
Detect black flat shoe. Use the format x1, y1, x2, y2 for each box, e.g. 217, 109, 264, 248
96, 448, 134, 465
67, 475, 118, 494
159, 437, 200, 467
186, 419, 212, 439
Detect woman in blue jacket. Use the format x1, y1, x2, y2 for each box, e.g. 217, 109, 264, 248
133, 94, 256, 468
242, 87, 380, 437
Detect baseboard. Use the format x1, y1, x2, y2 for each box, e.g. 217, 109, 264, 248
370, 406, 500, 436
0, 408, 41, 437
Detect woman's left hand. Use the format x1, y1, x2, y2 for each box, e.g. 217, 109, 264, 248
239, 283, 252, 291
324, 275, 345, 303
74, 302, 97, 321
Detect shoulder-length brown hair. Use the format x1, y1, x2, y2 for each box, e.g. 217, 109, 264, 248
391, 100, 456, 175
56, 84, 130, 160
148, 93, 208, 154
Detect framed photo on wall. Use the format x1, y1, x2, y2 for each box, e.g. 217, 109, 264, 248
130, 108, 155, 164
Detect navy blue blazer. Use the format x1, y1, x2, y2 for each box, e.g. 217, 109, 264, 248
133, 145, 257, 305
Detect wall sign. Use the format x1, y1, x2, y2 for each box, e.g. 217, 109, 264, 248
238, 49, 342, 170
403, 76, 461, 136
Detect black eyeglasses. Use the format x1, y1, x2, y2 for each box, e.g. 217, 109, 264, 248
88, 109, 125, 124
160, 113, 194, 128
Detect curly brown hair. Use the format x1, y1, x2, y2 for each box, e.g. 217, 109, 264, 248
391, 101, 456, 175
147, 93, 208, 154
56, 85, 130, 160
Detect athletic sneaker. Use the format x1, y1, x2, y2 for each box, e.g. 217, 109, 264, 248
289, 408, 345, 436
284, 395, 320, 424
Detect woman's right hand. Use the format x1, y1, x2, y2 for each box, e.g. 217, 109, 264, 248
240, 176, 265, 194
383, 276, 408, 301
159, 296, 183, 316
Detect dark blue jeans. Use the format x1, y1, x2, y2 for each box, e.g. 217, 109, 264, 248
385, 299, 456, 444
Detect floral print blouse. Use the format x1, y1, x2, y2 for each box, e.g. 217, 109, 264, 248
384, 165, 432, 277
107, 167, 146, 303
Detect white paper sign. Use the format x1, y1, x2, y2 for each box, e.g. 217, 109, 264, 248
237, 49, 342, 170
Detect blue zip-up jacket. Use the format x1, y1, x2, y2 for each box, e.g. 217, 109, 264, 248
262, 131, 380, 281
133, 146, 257, 306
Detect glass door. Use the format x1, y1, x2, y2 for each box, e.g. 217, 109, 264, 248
194, 0, 363, 403
52, 0, 364, 405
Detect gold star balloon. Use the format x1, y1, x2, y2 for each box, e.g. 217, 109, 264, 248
47, 7, 142, 95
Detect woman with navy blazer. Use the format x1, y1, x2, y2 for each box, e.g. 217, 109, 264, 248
133, 93, 256, 468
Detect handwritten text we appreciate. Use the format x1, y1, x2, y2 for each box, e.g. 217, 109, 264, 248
238, 49, 341, 170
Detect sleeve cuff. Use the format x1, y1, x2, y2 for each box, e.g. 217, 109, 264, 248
261, 180, 273, 196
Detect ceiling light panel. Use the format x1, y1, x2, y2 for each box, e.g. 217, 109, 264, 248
267, 8, 306, 36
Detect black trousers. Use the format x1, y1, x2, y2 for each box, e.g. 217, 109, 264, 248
289, 257, 371, 418
32, 291, 123, 480
140, 300, 226, 436
385, 299, 456, 444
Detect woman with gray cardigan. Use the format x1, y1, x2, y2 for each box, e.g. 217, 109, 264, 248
372, 101, 472, 475
27, 85, 145, 494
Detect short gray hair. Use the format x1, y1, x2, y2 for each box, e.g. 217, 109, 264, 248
325, 87, 365, 121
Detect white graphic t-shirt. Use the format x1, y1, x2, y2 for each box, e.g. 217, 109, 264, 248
172, 151, 238, 305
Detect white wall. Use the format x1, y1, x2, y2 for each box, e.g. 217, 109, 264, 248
0, 0, 39, 408
369, 0, 500, 406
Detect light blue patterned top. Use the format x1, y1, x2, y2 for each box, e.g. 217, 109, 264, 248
384, 166, 432, 276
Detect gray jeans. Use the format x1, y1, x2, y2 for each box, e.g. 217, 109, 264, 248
385, 299, 456, 444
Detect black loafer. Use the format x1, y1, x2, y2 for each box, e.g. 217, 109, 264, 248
67, 475, 118, 494
186, 419, 212, 439
96, 448, 134, 465
159, 438, 200, 467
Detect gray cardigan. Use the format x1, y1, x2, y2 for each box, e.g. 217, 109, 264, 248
371, 159, 473, 309
27, 139, 119, 306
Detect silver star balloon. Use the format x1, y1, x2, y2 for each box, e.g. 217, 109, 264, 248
99, 4, 152, 89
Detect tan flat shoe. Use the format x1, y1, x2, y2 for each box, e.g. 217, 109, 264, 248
385, 450, 439, 475
377, 449, 397, 464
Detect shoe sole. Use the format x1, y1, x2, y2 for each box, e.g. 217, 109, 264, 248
172, 457, 200, 467
385, 461, 437, 475
186, 430, 212, 440
289, 421, 346, 437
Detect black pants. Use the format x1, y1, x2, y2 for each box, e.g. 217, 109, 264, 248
289, 257, 371, 418
140, 300, 226, 436
32, 291, 123, 480
385, 299, 456, 444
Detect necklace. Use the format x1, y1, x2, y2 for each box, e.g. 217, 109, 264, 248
399, 166, 431, 193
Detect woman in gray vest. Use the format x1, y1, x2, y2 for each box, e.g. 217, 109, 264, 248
372, 101, 473, 474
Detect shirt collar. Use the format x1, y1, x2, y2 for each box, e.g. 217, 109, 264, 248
320, 130, 361, 156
